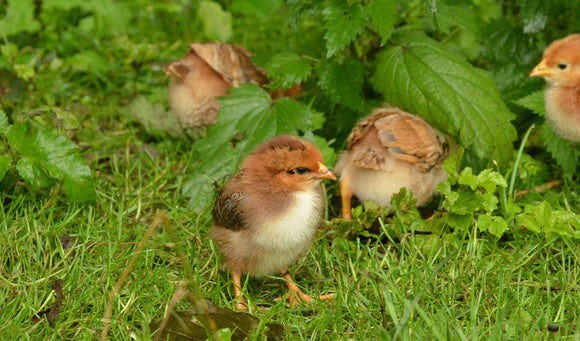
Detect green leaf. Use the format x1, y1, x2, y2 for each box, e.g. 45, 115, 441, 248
426, 2, 479, 35
457, 167, 478, 190
266, 52, 312, 89
322, 1, 367, 57
311, 134, 336, 168
478, 215, 508, 238
517, 0, 548, 34
85, 1, 132, 35
517, 201, 577, 237
367, 0, 398, 45
476, 169, 507, 193
0, 0, 41, 36
198, 1, 233, 42
372, 31, 517, 167
126, 96, 185, 138
514, 90, 545, 117
16, 157, 55, 189
317, 58, 365, 110
184, 84, 323, 211
0, 155, 11, 183
481, 20, 536, 65
6, 124, 96, 203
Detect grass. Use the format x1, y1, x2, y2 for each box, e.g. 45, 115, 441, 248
2, 144, 580, 339
2, 2, 580, 339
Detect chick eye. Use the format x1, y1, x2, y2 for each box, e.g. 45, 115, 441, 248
287, 167, 311, 175
557, 63, 568, 70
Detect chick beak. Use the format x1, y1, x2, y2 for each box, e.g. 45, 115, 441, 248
530, 59, 553, 77
315, 161, 336, 180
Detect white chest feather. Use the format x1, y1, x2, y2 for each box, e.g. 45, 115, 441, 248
252, 190, 322, 251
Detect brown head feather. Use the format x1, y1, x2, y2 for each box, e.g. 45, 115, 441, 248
543, 34, 580, 67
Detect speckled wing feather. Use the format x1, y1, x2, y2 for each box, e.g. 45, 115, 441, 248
346, 113, 386, 169
212, 172, 249, 231
190, 43, 268, 87
375, 111, 447, 172
212, 189, 248, 231
346, 109, 447, 172
164, 61, 190, 79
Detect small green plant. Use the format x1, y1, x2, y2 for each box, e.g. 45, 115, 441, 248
0, 109, 95, 203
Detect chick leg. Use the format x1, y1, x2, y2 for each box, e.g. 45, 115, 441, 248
340, 176, 354, 220
280, 269, 334, 308
231, 270, 248, 310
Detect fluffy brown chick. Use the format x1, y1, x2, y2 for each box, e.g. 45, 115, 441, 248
210, 135, 336, 310
530, 34, 580, 142
335, 107, 449, 220
165, 43, 268, 129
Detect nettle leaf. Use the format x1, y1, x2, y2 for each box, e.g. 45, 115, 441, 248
322, 1, 367, 58
266, 52, 312, 89
372, 31, 517, 167
481, 20, 536, 65
0, 0, 41, 36
184, 84, 323, 211
540, 124, 580, 175
476, 169, 507, 193
317, 58, 365, 110
126, 96, 185, 138
16, 157, 55, 189
6, 124, 96, 203
514, 90, 545, 117
457, 167, 478, 190
367, 0, 398, 45
478, 215, 509, 238
198, 1, 233, 42
517, 0, 548, 34
426, 2, 478, 35
517, 201, 577, 237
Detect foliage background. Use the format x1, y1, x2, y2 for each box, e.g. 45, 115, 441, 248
1, 0, 580, 339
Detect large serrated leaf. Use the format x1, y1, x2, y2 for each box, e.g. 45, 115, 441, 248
317, 58, 365, 111
322, 1, 367, 58
481, 20, 537, 65
425, 2, 479, 35
184, 84, 323, 211
0, 0, 41, 36
516, 0, 548, 34
372, 31, 517, 167
266, 52, 312, 89
198, 1, 232, 42
514, 90, 545, 117
6, 124, 96, 203
367, 0, 398, 45
16, 157, 55, 189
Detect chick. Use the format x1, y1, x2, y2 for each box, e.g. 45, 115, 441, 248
335, 107, 449, 219
530, 34, 580, 142
165, 43, 268, 129
210, 135, 336, 309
